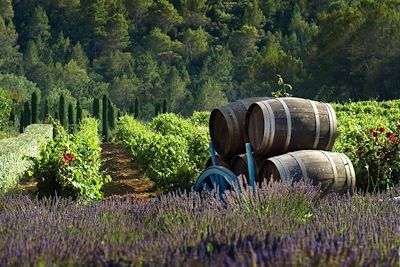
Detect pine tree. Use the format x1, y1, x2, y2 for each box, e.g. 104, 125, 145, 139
23, 101, 31, 127
102, 95, 109, 141
76, 100, 83, 124
68, 103, 75, 132
108, 99, 115, 130
31, 91, 39, 123
93, 98, 100, 119
43, 99, 49, 122
0, 17, 22, 73
59, 94, 67, 128
134, 97, 139, 119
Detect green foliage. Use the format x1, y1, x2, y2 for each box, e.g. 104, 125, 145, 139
59, 94, 67, 128
134, 97, 139, 119
23, 101, 31, 128
102, 95, 109, 141
43, 99, 49, 122
92, 98, 100, 119
0, 74, 39, 110
190, 111, 210, 127
154, 103, 161, 117
0, 124, 53, 193
0, 16, 22, 73
2, 0, 400, 119
31, 118, 111, 201
116, 114, 209, 192
67, 103, 75, 132
0, 88, 12, 131
76, 100, 82, 124
8, 106, 15, 125
31, 91, 39, 123
19, 110, 23, 133
333, 100, 400, 192
107, 99, 115, 130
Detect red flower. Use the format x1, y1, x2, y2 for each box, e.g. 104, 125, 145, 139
388, 134, 396, 143
369, 128, 376, 133
63, 153, 75, 165
373, 132, 378, 138
379, 127, 386, 133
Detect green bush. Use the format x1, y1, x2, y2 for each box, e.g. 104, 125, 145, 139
0, 124, 53, 193
0, 88, 12, 131
31, 118, 111, 201
190, 111, 210, 127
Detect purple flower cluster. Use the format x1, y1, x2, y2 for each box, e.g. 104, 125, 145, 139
0, 182, 399, 266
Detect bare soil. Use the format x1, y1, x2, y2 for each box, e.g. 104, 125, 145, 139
101, 143, 158, 200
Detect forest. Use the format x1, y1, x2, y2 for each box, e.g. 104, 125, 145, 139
1, 0, 400, 119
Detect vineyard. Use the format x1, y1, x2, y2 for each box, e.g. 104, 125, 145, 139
0, 99, 399, 266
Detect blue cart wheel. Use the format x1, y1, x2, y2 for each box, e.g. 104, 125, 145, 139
194, 166, 240, 195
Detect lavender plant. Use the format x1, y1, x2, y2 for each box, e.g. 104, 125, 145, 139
0, 181, 398, 266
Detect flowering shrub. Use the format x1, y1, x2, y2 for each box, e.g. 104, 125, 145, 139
0, 124, 53, 193
351, 126, 400, 192
0, 181, 398, 266
31, 118, 111, 201
333, 100, 400, 192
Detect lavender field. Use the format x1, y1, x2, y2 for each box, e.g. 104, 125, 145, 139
0, 181, 399, 266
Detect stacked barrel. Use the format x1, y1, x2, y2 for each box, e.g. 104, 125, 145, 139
209, 97, 356, 194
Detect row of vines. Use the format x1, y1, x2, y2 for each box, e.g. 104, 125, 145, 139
116, 112, 210, 192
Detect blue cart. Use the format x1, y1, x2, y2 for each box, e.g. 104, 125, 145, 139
194, 142, 256, 195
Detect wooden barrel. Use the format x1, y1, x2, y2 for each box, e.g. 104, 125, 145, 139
245, 97, 337, 156
209, 97, 270, 159
259, 150, 356, 194
205, 155, 231, 169
231, 154, 262, 183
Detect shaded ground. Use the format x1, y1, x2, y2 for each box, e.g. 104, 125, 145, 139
101, 143, 158, 200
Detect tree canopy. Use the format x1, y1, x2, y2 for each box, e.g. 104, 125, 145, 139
0, 0, 398, 118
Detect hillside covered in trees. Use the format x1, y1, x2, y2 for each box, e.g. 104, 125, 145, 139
1, 0, 400, 118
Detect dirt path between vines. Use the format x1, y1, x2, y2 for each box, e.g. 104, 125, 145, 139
101, 143, 158, 200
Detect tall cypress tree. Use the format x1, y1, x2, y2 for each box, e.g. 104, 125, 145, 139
93, 98, 100, 119
59, 94, 67, 128
162, 99, 167, 113
108, 99, 115, 130
154, 103, 161, 117
129, 103, 134, 115
76, 100, 83, 124
102, 95, 109, 141
134, 97, 139, 119
68, 103, 75, 132
19, 109, 24, 133
43, 99, 49, 122
23, 101, 31, 127
31, 91, 39, 123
